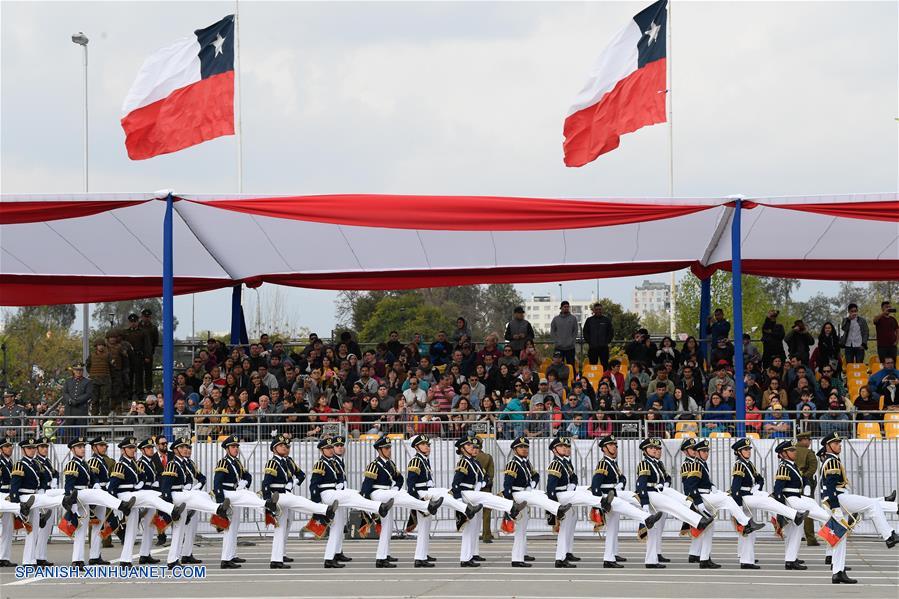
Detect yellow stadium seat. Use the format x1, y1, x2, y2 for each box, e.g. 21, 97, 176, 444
885, 422, 899, 439
869, 356, 882, 372
709, 432, 732, 438
746, 432, 761, 439
476, 433, 496, 439
675, 421, 699, 434
359, 434, 381, 440
387, 433, 405, 440
674, 431, 697, 439
884, 412, 899, 422
856, 422, 882, 440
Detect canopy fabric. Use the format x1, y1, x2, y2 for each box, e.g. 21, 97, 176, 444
1, 192, 896, 306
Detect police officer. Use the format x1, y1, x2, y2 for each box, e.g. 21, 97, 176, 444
406, 434, 481, 568
33, 436, 61, 566
121, 313, 151, 401
213, 435, 280, 569
109, 437, 184, 566
451, 436, 526, 567
61, 436, 131, 567
636, 437, 713, 568
772, 439, 832, 571
361, 434, 442, 568
138, 308, 160, 394
262, 434, 335, 570
159, 437, 231, 569
793, 431, 819, 547
502, 436, 571, 567
590, 435, 662, 568
10, 436, 71, 566
309, 437, 392, 569
0, 436, 34, 568
546, 435, 611, 568
136, 437, 167, 564
819, 432, 899, 584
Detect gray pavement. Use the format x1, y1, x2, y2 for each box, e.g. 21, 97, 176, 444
1, 536, 897, 598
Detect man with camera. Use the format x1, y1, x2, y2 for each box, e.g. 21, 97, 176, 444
873, 301, 898, 363
785, 320, 814, 365
761, 310, 786, 367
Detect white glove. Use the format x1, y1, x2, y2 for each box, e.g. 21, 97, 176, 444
617, 482, 626, 491
663, 481, 671, 488
426, 481, 435, 488
93, 483, 102, 490
284, 482, 293, 491
711, 485, 718, 493
135, 481, 144, 490
237, 480, 248, 490
755, 483, 764, 492
392, 485, 400, 492
193, 482, 204, 491
802, 485, 811, 496
335, 483, 345, 490
530, 481, 537, 489
50, 480, 58, 490
567, 483, 577, 491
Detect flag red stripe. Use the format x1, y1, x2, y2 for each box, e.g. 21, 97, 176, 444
0, 275, 231, 306
0, 200, 150, 224
121, 71, 234, 160
563, 58, 667, 167
188, 193, 711, 231
755, 200, 899, 223
695, 259, 899, 282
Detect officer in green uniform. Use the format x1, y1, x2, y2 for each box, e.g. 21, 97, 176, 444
794, 431, 818, 546
472, 437, 495, 543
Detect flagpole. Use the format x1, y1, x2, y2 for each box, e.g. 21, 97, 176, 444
234, 2, 244, 194
667, 0, 676, 338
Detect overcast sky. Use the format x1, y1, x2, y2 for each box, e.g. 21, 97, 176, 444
2, 1, 897, 336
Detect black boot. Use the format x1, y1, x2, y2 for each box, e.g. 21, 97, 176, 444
794, 510, 808, 525
270, 561, 290, 569
511, 561, 532, 567
427, 497, 444, 515
89, 557, 109, 565
232, 557, 246, 563
832, 571, 857, 584
555, 559, 576, 568
785, 561, 807, 570
645, 512, 663, 529
688, 555, 700, 563
645, 563, 666, 568
334, 552, 353, 562
699, 559, 721, 569
741, 563, 761, 569
524, 555, 535, 561
824, 556, 832, 565
221, 560, 241, 569
565, 553, 581, 562
472, 555, 486, 562
615, 555, 628, 562
378, 498, 395, 517
465, 504, 482, 519
657, 554, 670, 563
742, 520, 764, 535
323, 559, 344, 568
600, 491, 614, 513
139, 555, 160, 564
119, 496, 136, 518
557, 503, 573, 521
886, 531, 899, 549
386, 555, 398, 562
414, 559, 435, 568
460, 559, 479, 567
375, 559, 396, 568
604, 561, 624, 568
510, 500, 527, 519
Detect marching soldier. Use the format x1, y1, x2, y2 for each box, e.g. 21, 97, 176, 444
87, 436, 122, 562
546, 435, 612, 568
34, 436, 61, 566
683, 439, 764, 569
108, 437, 185, 566
10, 436, 73, 566
309, 437, 393, 569
636, 437, 713, 568
136, 437, 168, 564
590, 434, 662, 568
451, 436, 527, 567
772, 439, 833, 572
502, 436, 572, 567
159, 437, 232, 569
0, 436, 34, 568
361, 434, 443, 568
325, 435, 352, 565
121, 313, 151, 401
406, 434, 481, 568
262, 434, 335, 570
679, 438, 705, 564
793, 432, 819, 547
213, 435, 280, 569
818, 432, 899, 584
138, 308, 160, 395
61, 437, 133, 568
730, 438, 807, 569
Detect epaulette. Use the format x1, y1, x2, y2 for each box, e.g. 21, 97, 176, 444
775, 464, 790, 481
732, 463, 746, 477
63, 462, 79, 476
215, 458, 229, 474
162, 462, 179, 477
88, 457, 101, 474
264, 459, 279, 476
11, 466, 24, 476
822, 457, 843, 476
547, 463, 562, 477
110, 463, 125, 479
312, 460, 326, 475
594, 463, 608, 476
680, 462, 701, 478
455, 458, 469, 474
637, 460, 651, 476
503, 460, 519, 477
407, 456, 421, 475
364, 462, 379, 479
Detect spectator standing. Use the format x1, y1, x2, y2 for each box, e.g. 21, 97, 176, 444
550, 301, 579, 369
62, 363, 91, 438
873, 300, 898, 362
582, 303, 614, 369
0, 390, 26, 438
121, 313, 151, 400
86, 340, 113, 417
840, 303, 869, 364
785, 320, 815, 365
708, 308, 731, 345
815, 321, 842, 373
761, 310, 786, 367
138, 308, 160, 394
504, 306, 535, 355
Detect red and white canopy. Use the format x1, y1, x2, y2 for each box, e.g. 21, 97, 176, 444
1, 192, 896, 306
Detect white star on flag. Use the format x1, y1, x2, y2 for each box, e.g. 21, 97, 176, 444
212, 33, 226, 56
644, 20, 660, 45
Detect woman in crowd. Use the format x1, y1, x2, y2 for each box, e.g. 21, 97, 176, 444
194, 396, 219, 439
702, 392, 733, 436
645, 408, 669, 438
361, 395, 384, 435
451, 397, 477, 438
587, 397, 614, 438
672, 387, 700, 420
219, 394, 246, 437
519, 339, 540, 371
655, 336, 681, 370
681, 336, 702, 366
386, 395, 414, 436
816, 321, 842, 374
853, 386, 879, 420
762, 377, 787, 410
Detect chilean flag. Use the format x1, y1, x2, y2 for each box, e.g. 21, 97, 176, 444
563, 0, 667, 167
121, 15, 235, 160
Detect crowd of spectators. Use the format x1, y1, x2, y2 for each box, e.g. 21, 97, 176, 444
1, 300, 896, 443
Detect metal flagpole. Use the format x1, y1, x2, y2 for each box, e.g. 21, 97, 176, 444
666, 1, 676, 338
162, 193, 175, 439
72, 32, 90, 361
234, 4, 244, 193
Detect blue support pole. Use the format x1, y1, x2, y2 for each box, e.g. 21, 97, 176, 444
731, 199, 745, 437
162, 193, 174, 439
699, 276, 712, 365
230, 285, 243, 346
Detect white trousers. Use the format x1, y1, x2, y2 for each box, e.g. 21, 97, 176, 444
512, 489, 562, 516
644, 512, 667, 564
421, 487, 470, 516
20, 492, 63, 566
371, 488, 430, 512
0, 499, 21, 513
647, 491, 702, 527
511, 509, 530, 563
172, 490, 221, 515
742, 490, 799, 520
374, 506, 393, 560
71, 503, 91, 563
270, 493, 329, 563
120, 490, 175, 515
116, 490, 175, 564
138, 508, 156, 558
414, 514, 432, 561
321, 489, 383, 514
738, 531, 756, 565
699, 491, 750, 525
511, 490, 564, 562
221, 490, 266, 562
0, 512, 13, 560
324, 506, 346, 560
837, 493, 898, 540
165, 489, 220, 564
460, 490, 513, 514
460, 510, 481, 562
88, 506, 106, 560
183, 513, 200, 557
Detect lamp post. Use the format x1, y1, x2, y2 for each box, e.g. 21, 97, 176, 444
72, 31, 90, 362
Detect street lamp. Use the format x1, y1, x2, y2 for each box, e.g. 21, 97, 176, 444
72, 32, 90, 362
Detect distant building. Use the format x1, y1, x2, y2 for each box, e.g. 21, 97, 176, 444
524, 295, 596, 334
632, 280, 670, 319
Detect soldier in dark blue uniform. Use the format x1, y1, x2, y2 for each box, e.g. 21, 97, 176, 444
0, 436, 34, 567
591, 435, 661, 568
32, 436, 59, 566
361, 434, 441, 568
136, 437, 167, 564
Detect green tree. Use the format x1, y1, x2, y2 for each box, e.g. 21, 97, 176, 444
17, 305, 77, 330
92, 298, 177, 333
675, 271, 772, 339
478, 284, 525, 338
641, 310, 670, 336
358, 294, 452, 343
2, 308, 81, 402
759, 277, 801, 309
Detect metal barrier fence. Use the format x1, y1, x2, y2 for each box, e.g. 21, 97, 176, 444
10, 423, 898, 543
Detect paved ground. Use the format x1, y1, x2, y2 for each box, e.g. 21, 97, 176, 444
1, 535, 896, 598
